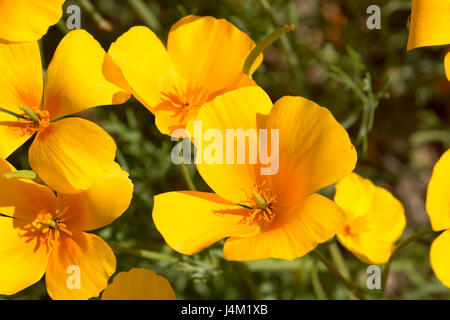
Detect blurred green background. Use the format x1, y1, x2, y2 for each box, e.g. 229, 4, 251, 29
3, 0, 450, 300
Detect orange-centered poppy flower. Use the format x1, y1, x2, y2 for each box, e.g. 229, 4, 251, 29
407, 0, 450, 80
0, 29, 130, 194
152, 87, 357, 260
334, 173, 406, 265
0, 158, 134, 299
426, 149, 450, 287
108, 15, 262, 135
0, 0, 65, 43
102, 268, 176, 300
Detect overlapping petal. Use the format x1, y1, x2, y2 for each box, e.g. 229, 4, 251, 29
43, 30, 130, 120
266, 96, 357, 206
102, 268, 176, 300
0, 0, 64, 42
186, 86, 273, 204
0, 169, 59, 221
45, 232, 116, 300
58, 163, 133, 232
108, 26, 175, 110
29, 118, 117, 194
153, 191, 259, 255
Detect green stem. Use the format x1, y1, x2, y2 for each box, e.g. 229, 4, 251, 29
126, 0, 161, 31
328, 242, 357, 300
313, 249, 366, 300
79, 0, 112, 31
379, 228, 434, 298
108, 241, 177, 263
243, 24, 295, 76
179, 162, 197, 191
311, 260, 327, 300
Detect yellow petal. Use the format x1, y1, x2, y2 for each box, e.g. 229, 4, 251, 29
0, 112, 34, 158
102, 268, 176, 300
186, 86, 273, 204
44, 30, 130, 120
108, 26, 174, 116
407, 0, 450, 51
109, 26, 183, 135
0, 171, 59, 221
0, 216, 52, 295
152, 191, 259, 255
445, 51, 450, 81
426, 149, 450, 231
0, 40, 42, 114
58, 163, 133, 232
335, 173, 406, 265
266, 96, 357, 206
0, 0, 64, 42
223, 194, 344, 261
29, 118, 117, 195
430, 230, 450, 288
335, 173, 406, 243
46, 232, 116, 300
168, 15, 261, 92
0, 158, 16, 175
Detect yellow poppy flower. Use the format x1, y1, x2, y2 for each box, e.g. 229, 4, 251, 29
0, 0, 65, 43
108, 15, 262, 135
152, 86, 357, 261
0, 29, 130, 194
101, 268, 176, 300
334, 173, 406, 265
426, 149, 450, 287
407, 0, 450, 80
0, 158, 134, 299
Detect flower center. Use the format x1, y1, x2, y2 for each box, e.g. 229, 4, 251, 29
343, 216, 371, 238
20, 107, 50, 136
241, 182, 277, 226
34, 208, 72, 236
16, 207, 72, 252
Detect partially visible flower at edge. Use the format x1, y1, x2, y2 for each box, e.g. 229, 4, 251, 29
0, 0, 65, 43
0, 158, 134, 299
407, 0, 450, 80
426, 149, 450, 288
101, 268, 176, 300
